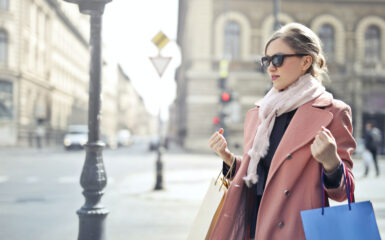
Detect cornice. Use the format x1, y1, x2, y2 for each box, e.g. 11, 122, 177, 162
44, 0, 88, 47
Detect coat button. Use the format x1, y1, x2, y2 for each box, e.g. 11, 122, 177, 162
284, 190, 290, 196
278, 221, 284, 228
286, 154, 292, 160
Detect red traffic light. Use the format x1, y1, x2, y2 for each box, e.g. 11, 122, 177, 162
213, 116, 220, 125
221, 92, 231, 102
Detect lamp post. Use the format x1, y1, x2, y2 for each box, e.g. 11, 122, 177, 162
62, 0, 112, 239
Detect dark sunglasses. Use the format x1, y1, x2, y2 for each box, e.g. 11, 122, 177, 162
261, 53, 308, 68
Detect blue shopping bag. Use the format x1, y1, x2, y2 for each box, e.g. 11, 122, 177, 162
300, 164, 381, 240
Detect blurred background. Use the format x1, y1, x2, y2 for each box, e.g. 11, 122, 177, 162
0, 0, 385, 239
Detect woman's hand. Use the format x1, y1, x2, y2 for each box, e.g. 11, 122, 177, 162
310, 126, 341, 172
209, 128, 234, 166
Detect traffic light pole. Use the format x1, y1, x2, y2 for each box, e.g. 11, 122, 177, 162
150, 35, 171, 191
154, 107, 164, 190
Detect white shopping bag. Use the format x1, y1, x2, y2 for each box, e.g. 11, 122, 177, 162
186, 177, 226, 240
187, 160, 236, 240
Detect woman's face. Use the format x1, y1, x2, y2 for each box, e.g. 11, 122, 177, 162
265, 38, 308, 91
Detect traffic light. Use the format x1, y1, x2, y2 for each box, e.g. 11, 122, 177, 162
212, 116, 220, 125
220, 91, 232, 103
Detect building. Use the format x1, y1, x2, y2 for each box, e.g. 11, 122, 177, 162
0, 0, 154, 148
116, 65, 157, 137
0, 0, 91, 146
174, 0, 385, 153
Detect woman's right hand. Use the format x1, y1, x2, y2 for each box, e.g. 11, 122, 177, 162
208, 128, 234, 166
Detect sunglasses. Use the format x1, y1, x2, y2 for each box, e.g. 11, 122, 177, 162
261, 53, 308, 68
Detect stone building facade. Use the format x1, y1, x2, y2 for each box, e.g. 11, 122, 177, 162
174, 0, 385, 154
0, 0, 90, 146
0, 0, 154, 147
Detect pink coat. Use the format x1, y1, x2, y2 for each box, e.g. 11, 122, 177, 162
209, 92, 356, 240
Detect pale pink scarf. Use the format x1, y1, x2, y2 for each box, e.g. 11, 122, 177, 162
243, 74, 326, 187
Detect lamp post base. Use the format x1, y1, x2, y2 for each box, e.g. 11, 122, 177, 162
77, 208, 109, 240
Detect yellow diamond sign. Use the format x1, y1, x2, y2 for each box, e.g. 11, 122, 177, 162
152, 31, 170, 50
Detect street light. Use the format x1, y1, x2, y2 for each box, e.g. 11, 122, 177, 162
61, 0, 112, 240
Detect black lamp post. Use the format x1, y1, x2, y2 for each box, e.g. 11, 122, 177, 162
61, 0, 112, 240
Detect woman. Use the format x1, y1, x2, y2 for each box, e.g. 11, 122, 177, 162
208, 23, 356, 240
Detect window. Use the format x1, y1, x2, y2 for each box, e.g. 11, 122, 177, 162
224, 21, 241, 59
0, 80, 13, 120
318, 24, 335, 61
0, 30, 7, 64
365, 25, 381, 63
0, 0, 8, 10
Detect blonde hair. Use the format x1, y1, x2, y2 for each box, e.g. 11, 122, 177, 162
265, 23, 328, 81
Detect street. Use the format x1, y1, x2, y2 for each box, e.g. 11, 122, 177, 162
0, 141, 384, 239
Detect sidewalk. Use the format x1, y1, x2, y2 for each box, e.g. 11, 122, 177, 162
104, 150, 222, 240
112, 147, 385, 239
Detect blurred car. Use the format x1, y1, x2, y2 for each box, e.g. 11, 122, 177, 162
149, 136, 160, 151
117, 129, 132, 147
63, 125, 88, 150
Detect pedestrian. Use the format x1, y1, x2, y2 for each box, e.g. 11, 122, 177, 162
364, 122, 380, 176
36, 122, 45, 149
208, 22, 356, 240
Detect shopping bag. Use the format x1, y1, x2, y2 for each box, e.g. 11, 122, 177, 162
301, 164, 381, 240
187, 162, 234, 240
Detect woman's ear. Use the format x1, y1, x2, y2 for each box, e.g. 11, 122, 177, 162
302, 55, 313, 71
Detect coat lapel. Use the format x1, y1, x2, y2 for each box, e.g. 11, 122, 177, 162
265, 92, 334, 188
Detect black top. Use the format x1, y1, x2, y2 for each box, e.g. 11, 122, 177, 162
223, 109, 342, 239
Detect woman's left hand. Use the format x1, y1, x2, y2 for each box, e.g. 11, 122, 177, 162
310, 126, 341, 172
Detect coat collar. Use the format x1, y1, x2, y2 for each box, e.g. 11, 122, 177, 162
311, 91, 333, 108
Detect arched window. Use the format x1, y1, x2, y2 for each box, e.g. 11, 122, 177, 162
224, 21, 241, 59
0, 80, 13, 119
0, 0, 8, 10
365, 25, 381, 63
318, 24, 335, 61
0, 30, 7, 64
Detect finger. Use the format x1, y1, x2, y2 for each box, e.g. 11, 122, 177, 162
321, 126, 334, 138
311, 135, 320, 148
217, 141, 225, 150
210, 137, 221, 149
311, 142, 321, 159
208, 132, 218, 146
213, 134, 225, 146
218, 140, 227, 151
314, 133, 321, 143
212, 132, 222, 142
213, 141, 225, 154
317, 131, 329, 142
209, 132, 223, 148
219, 128, 224, 135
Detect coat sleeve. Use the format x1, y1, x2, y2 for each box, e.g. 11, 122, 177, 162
324, 105, 356, 202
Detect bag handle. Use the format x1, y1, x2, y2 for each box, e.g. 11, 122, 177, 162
321, 162, 354, 215
215, 157, 235, 191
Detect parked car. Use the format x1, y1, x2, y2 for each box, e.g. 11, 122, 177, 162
149, 136, 160, 151
117, 129, 132, 147
63, 125, 88, 150
148, 135, 170, 151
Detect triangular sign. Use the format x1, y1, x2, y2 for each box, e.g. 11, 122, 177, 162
149, 56, 172, 77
